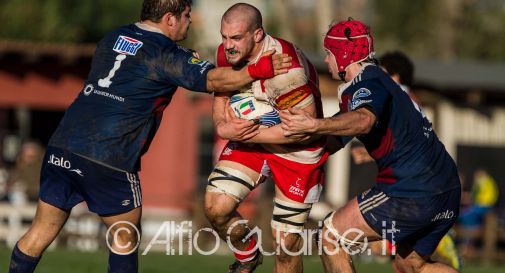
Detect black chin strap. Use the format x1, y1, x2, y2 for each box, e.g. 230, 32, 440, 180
338, 71, 346, 81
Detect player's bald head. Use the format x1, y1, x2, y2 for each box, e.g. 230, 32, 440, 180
222, 3, 263, 32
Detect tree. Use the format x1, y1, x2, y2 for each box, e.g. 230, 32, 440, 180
0, 0, 139, 43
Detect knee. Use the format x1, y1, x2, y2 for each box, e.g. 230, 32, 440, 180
394, 255, 426, 273
275, 233, 302, 263
18, 228, 54, 256
108, 223, 141, 254
204, 192, 235, 227
320, 225, 341, 255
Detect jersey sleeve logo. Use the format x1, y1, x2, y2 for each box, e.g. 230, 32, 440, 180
188, 57, 207, 66
274, 86, 312, 110
352, 88, 371, 100
350, 88, 372, 111
188, 57, 212, 74
113, 36, 143, 56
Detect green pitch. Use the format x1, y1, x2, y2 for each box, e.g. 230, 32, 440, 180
1, 247, 502, 273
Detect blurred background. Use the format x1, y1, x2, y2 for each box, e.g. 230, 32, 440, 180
0, 0, 504, 272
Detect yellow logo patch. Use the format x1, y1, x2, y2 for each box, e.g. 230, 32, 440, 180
274, 87, 312, 110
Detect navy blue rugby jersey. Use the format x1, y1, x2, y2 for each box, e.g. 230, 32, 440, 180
338, 65, 460, 197
49, 23, 215, 172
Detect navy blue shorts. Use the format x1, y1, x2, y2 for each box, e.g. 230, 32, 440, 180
39, 146, 142, 216
357, 187, 460, 256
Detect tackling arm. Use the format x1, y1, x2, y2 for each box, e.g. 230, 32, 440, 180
281, 107, 376, 137
207, 50, 292, 92
242, 102, 317, 144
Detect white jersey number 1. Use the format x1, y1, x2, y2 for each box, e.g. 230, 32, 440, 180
98, 54, 127, 88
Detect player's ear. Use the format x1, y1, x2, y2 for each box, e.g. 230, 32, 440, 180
253, 28, 264, 43
163, 12, 177, 27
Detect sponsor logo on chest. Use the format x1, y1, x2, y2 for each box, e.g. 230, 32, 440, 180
113, 36, 143, 56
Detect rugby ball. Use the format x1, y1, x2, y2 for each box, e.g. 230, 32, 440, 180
229, 93, 280, 127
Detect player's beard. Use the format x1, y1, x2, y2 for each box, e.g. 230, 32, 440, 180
225, 50, 242, 65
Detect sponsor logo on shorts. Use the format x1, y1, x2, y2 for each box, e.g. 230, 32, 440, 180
289, 177, 304, 197
121, 200, 131, 206
113, 36, 143, 56
47, 154, 84, 176
431, 209, 455, 222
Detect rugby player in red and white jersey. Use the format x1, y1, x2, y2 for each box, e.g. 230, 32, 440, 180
203, 3, 328, 273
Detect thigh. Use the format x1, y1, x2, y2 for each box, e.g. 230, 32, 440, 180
356, 187, 434, 245
39, 147, 85, 211
75, 157, 142, 216
267, 154, 326, 204
27, 199, 70, 236
217, 141, 267, 176
18, 199, 71, 256
207, 142, 267, 203
328, 197, 381, 242
101, 207, 142, 228
409, 189, 460, 257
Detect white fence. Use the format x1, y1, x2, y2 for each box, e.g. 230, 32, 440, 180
0, 202, 102, 251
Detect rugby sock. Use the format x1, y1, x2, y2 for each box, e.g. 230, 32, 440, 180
108, 250, 138, 273
234, 236, 258, 263
9, 243, 40, 273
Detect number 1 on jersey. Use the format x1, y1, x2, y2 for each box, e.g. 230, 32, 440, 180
98, 54, 127, 88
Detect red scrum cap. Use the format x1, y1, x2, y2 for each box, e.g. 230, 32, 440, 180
324, 18, 374, 80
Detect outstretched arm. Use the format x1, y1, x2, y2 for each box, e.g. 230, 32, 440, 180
241, 102, 317, 144
207, 50, 292, 92
280, 107, 376, 137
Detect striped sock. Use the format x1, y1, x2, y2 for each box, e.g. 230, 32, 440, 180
234, 237, 258, 263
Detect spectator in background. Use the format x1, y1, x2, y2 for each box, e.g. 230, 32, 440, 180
380, 51, 414, 96
458, 168, 499, 256
8, 141, 44, 204
0, 159, 9, 201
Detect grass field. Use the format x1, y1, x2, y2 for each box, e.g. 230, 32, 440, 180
1, 247, 503, 273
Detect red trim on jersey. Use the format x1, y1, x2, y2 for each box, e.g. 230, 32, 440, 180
376, 167, 396, 184
260, 79, 266, 93
276, 37, 323, 117
340, 95, 352, 113
216, 44, 232, 67
123, 36, 140, 43
275, 37, 302, 69
370, 127, 394, 159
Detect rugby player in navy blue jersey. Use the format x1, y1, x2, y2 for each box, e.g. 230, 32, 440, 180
8, 1, 291, 273
280, 19, 461, 273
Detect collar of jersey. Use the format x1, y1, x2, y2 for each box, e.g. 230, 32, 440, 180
249, 34, 273, 64
135, 22, 165, 35
337, 63, 374, 103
